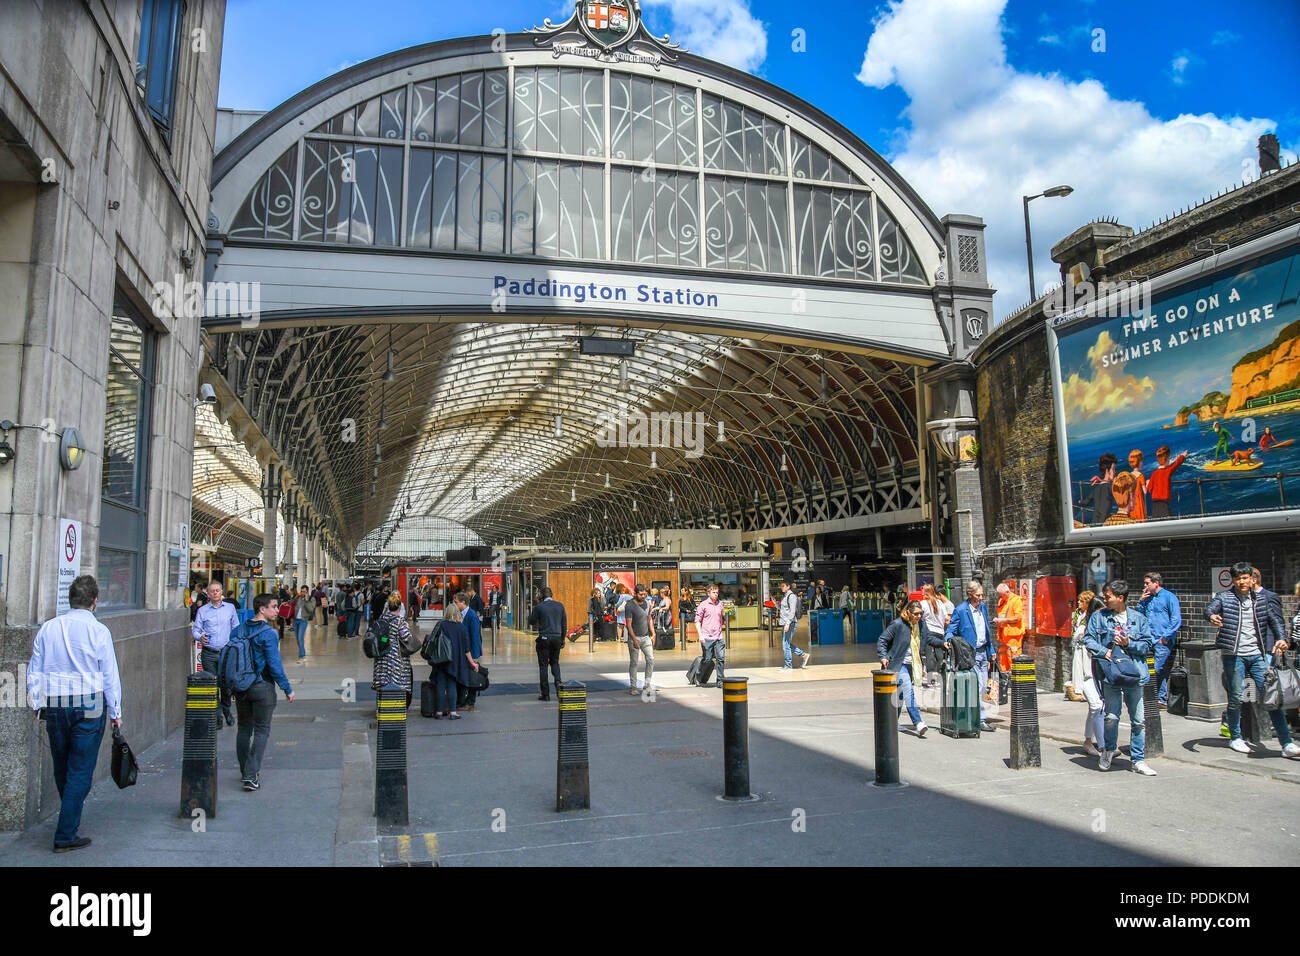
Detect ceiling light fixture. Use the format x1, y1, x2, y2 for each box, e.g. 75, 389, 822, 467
618, 360, 630, 392
650, 451, 657, 469
571, 486, 577, 502
780, 453, 788, 472
604, 472, 611, 488
668, 488, 674, 503
554, 414, 563, 438
382, 326, 396, 383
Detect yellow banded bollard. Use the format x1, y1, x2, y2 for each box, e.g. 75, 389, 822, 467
557, 681, 590, 811
719, 677, 758, 801
1009, 655, 1041, 769
180, 672, 219, 818
375, 683, 408, 826
1143, 655, 1164, 758
872, 670, 903, 787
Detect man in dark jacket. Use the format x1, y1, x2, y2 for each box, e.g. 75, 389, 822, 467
1206, 562, 1298, 758
528, 588, 567, 701
233, 592, 295, 792
877, 600, 930, 736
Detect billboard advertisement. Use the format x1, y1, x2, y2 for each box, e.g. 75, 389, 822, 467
1048, 232, 1300, 540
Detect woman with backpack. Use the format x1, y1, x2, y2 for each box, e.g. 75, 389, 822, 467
371, 592, 416, 708
428, 603, 477, 720
1070, 592, 1105, 756
678, 587, 696, 644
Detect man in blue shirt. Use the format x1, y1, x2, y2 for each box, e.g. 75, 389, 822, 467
192, 581, 241, 726
944, 579, 997, 732
233, 592, 295, 791
455, 591, 483, 712
1138, 572, 1182, 706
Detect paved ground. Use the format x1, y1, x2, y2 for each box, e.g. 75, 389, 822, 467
3, 619, 1298, 866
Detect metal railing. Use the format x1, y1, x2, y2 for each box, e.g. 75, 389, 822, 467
1073, 470, 1299, 523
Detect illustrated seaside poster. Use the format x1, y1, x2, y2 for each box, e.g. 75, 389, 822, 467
1050, 240, 1300, 537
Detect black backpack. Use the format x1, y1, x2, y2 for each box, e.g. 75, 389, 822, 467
946, 637, 976, 671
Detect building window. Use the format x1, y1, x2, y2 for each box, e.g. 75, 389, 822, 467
136, 0, 187, 138
98, 296, 155, 610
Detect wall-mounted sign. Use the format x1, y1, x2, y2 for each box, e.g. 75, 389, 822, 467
1049, 234, 1300, 541
679, 560, 721, 571
635, 560, 678, 570
57, 518, 81, 615
168, 549, 185, 588
528, 0, 682, 68
1211, 566, 1233, 592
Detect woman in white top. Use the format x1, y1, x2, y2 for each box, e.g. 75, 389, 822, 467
919, 583, 953, 686
1070, 592, 1106, 756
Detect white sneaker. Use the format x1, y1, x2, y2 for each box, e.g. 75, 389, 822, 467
916, 722, 928, 738
1283, 742, 1300, 759
1098, 749, 1113, 771
1132, 760, 1157, 776
1083, 740, 1100, 757
1228, 738, 1251, 754
802, 651, 812, 667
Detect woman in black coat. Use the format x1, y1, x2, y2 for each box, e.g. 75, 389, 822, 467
587, 589, 604, 638
431, 603, 478, 719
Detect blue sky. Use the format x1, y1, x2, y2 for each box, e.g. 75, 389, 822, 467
219, 0, 1300, 319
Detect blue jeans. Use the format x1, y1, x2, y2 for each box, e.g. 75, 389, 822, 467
782, 622, 806, 667
895, 663, 922, 726
44, 701, 107, 845
1153, 639, 1174, 703
974, 652, 990, 721
1223, 654, 1294, 744
1102, 680, 1145, 761
294, 618, 308, 658
347, 611, 360, 636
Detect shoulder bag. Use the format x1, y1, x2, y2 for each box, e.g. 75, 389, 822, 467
110, 726, 139, 789
1262, 653, 1300, 711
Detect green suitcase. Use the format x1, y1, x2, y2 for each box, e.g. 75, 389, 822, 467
941, 666, 982, 738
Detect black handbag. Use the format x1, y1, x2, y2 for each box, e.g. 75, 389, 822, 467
110, 726, 138, 789
1167, 663, 1189, 716
466, 664, 490, 691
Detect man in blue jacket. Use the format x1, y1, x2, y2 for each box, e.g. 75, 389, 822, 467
1206, 562, 1298, 758
1138, 572, 1182, 706
1085, 579, 1156, 775
944, 579, 997, 732
233, 592, 295, 791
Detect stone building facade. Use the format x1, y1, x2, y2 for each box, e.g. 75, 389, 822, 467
0, 1, 225, 828
972, 160, 1300, 692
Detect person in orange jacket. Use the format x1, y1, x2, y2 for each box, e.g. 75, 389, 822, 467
994, 582, 1025, 674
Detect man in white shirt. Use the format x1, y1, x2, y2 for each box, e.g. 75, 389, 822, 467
26, 575, 123, 853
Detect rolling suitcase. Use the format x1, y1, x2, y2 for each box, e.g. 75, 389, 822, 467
940, 652, 981, 738
336, 615, 348, 638
686, 655, 715, 686
655, 612, 675, 650
420, 680, 436, 718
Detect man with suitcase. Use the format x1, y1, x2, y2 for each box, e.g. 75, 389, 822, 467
694, 584, 728, 687
944, 579, 997, 733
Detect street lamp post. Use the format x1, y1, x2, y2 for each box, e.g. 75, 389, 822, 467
1022, 185, 1074, 302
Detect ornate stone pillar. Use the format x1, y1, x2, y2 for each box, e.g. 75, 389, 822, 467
260, 464, 282, 585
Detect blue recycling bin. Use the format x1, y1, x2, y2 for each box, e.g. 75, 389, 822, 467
814, 608, 844, 644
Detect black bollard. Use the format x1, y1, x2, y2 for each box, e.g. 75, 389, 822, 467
720, 677, 758, 801
872, 670, 903, 787
557, 681, 590, 811
1009, 654, 1042, 769
374, 682, 408, 826
179, 672, 219, 818
1143, 655, 1164, 758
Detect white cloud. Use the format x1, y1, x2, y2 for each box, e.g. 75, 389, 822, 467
643, 0, 767, 73
856, 0, 1284, 320
1038, 34, 1063, 46
1211, 30, 1240, 46
1168, 51, 1197, 86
